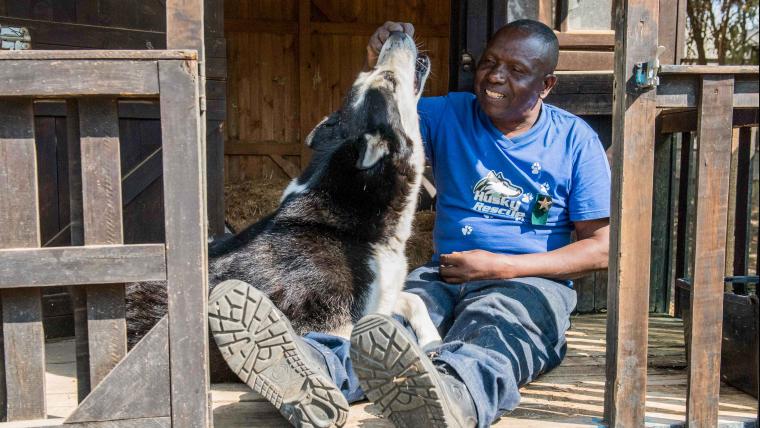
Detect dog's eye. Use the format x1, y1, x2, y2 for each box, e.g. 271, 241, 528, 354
381, 71, 397, 90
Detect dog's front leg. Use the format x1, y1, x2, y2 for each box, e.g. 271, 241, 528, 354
394, 291, 442, 351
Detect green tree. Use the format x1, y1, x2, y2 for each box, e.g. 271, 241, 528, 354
686, 0, 759, 64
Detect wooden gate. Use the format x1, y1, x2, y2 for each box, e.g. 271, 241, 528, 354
0, 50, 209, 427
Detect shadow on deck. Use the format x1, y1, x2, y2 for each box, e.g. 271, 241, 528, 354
43, 314, 757, 427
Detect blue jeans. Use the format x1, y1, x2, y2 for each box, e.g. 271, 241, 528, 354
303, 263, 577, 427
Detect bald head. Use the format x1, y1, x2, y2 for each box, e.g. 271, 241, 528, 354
490, 19, 559, 74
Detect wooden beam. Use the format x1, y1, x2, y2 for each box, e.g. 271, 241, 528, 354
270, 155, 301, 179
223, 19, 298, 34
65, 318, 170, 424
298, 0, 314, 166
0, 50, 195, 60
78, 98, 127, 390
732, 127, 752, 276
0, 245, 167, 288
604, 0, 659, 425
225, 141, 303, 156
0, 99, 46, 420
555, 31, 615, 48
158, 59, 210, 428
0, 60, 161, 97
686, 75, 734, 427
556, 51, 614, 71
659, 108, 759, 133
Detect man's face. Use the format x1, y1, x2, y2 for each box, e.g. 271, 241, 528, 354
474, 30, 553, 124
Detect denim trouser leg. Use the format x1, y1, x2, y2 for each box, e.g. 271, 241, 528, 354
424, 275, 577, 427
302, 263, 576, 428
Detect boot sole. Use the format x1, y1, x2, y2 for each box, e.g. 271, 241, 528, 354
350, 314, 459, 428
208, 279, 349, 427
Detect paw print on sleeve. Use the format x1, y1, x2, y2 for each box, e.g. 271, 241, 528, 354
461, 225, 473, 236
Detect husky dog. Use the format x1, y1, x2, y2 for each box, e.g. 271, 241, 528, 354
126, 32, 439, 426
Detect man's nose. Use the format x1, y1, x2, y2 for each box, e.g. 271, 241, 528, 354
487, 64, 507, 83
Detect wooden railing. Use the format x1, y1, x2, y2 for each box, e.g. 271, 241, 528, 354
0, 50, 209, 426
604, 0, 760, 424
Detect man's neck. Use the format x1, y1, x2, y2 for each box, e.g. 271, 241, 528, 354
493, 101, 543, 138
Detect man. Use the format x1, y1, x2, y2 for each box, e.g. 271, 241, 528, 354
215, 19, 610, 428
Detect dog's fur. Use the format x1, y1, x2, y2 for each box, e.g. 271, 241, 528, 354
126, 33, 440, 380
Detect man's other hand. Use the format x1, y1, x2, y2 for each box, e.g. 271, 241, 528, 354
439, 250, 513, 284
366, 21, 415, 69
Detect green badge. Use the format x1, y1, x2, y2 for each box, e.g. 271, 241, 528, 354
531, 194, 553, 225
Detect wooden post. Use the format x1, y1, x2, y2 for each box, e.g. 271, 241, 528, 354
732, 127, 752, 277
0, 99, 46, 420
686, 75, 734, 427
604, 0, 659, 424
159, 59, 210, 428
673, 131, 691, 317
78, 97, 128, 388
298, 0, 314, 165
166, 0, 208, 236
66, 99, 92, 402
650, 122, 674, 313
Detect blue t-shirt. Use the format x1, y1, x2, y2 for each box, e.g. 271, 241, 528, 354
419, 92, 611, 261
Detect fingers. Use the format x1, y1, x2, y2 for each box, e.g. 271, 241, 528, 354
366, 21, 415, 69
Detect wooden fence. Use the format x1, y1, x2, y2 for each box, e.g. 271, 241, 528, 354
0, 50, 209, 427
604, 0, 760, 425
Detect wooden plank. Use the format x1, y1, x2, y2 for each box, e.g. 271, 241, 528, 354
556, 51, 614, 71
0, 60, 160, 97
0, 99, 46, 420
660, 65, 759, 75
122, 148, 163, 206
724, 129, 740, 277
298, 0, 313, 166
78, 98, 127, 389
0, 50, 196, 60
658, 0, 679, 65
657, 73, 758, 109
158, 59, 210, 428
0, 245, 167, 288
225, 141, 302, 156
224, 18, 298, 34
686, 75, 734, 427
555, 31, 615, 48
65, 98, 91, 402
650, 128, 674, 314
538, 0, 554, 27
207, 121, 226, 237
0, 17, 166, 50
65, 317, 170, 423
269, 155, 300, 179
731, 127, 752, 276
673, 132, 691, 317
603, 0, 659, 424
660, 108, 759, 133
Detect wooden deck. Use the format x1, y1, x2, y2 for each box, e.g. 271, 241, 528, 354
41, 314, 757, 427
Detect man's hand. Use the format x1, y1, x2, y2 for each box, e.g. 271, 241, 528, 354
366, 21, 415, 69
439, 250, 514, 284
438, 218, 610, 284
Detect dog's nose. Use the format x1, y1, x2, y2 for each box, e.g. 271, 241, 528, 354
387, 31, 410, 43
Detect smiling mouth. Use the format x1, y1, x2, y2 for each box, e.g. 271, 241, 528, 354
485, 89, 506, 100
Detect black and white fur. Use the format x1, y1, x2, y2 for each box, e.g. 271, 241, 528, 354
126, 32, 440, 378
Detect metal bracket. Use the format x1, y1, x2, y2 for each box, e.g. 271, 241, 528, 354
633, 46, 666, 90
0, 26, 31, 50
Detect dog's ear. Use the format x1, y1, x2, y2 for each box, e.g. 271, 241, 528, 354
305, 112, 341, 150
356, 133, 389, 170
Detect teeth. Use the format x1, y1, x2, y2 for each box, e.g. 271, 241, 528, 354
485, 89, 505, 99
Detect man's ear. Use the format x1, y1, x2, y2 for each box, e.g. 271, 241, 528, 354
540, 74, 558, 99
356, 133, 389, 170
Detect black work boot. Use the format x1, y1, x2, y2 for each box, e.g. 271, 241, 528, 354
208, 279, 349, 427
350, 314, 477, 428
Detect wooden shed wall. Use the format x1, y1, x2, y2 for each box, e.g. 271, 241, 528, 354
223, 0, 451, 182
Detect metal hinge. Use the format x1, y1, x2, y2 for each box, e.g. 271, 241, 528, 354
0, 26, 31, 50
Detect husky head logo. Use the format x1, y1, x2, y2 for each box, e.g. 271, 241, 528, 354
474, 171, 523, 199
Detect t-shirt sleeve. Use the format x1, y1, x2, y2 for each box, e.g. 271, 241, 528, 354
569, 135, 611, 222
417, 96, 448, 165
